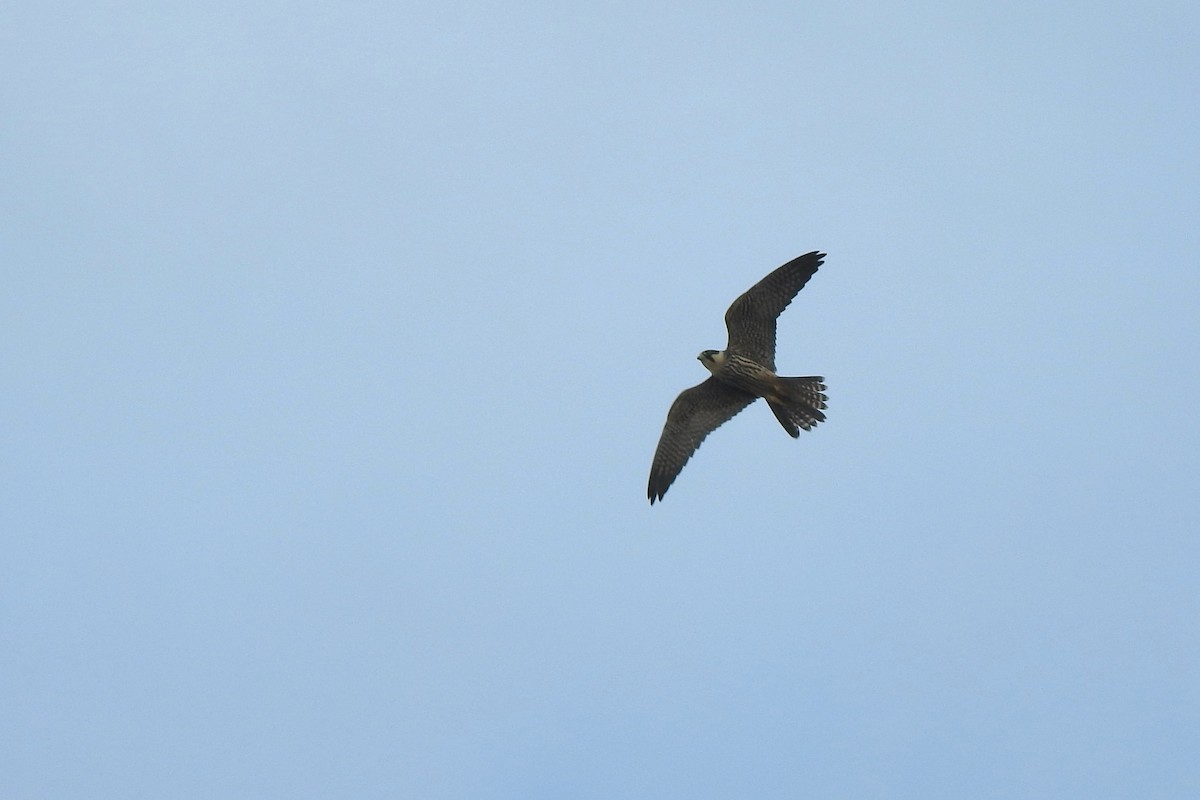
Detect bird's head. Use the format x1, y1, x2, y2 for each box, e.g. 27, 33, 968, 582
697, 349, 726, 374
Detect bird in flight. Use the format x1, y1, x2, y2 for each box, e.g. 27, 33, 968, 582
647, 251, 828, 504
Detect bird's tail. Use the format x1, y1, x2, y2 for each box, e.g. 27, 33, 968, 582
766, 376, 828, 438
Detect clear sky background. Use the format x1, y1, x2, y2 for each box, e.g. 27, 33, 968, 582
4, 3, 1198, 798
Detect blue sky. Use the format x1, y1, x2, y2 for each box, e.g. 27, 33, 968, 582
4, 2, 1198, 797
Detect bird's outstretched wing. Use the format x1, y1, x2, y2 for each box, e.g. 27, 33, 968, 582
648, 378, 756, 504
724, 251, 824, 370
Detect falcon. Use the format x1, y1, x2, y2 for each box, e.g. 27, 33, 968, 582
647, 251, 828, 504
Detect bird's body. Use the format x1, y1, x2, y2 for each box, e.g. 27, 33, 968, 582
699, 350, 776, 395
647, 252, 828, 504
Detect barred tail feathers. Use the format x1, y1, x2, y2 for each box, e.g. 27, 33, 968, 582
766, 376, 827, 438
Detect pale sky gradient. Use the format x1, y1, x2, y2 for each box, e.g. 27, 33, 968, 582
4, 3, 1199, 798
